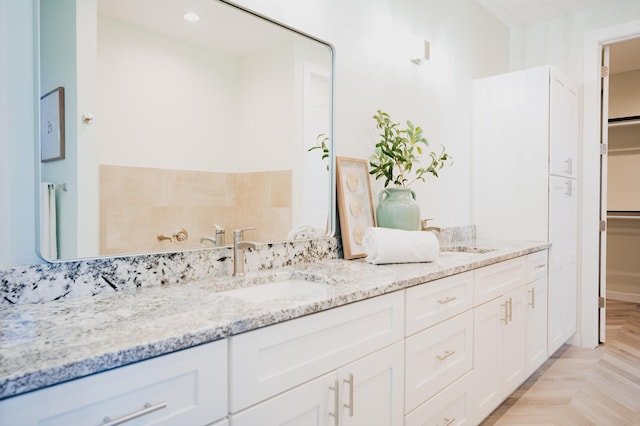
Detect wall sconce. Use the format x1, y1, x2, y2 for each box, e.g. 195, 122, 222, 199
411, 40, 430, 65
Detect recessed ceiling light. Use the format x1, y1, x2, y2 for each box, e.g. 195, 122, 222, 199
183, 11, 200, 22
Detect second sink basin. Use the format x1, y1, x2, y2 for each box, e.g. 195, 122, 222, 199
218, 279, 333, 303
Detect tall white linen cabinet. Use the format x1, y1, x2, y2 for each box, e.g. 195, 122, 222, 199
471, 65, 579, 356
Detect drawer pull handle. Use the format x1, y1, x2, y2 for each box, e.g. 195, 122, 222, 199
343, 373, 355, 417
329, 380, 339, 425
534, 263, 546, 269
529, 288, 536, 309
442, 417, 456, 426
436, 350, 455, 361
508, 297, 513, 322
501, 301, 509, 324
102, 401, 167, 426
437, 296, 457, 304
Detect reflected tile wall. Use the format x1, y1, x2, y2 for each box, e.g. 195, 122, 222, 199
99, 165, 292, 255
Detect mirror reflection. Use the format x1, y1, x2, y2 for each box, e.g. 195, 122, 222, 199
38, 0, 334, 261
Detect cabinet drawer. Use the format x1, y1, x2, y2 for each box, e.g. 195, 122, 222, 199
229, 291, 404, 412
405, 271, 473, 336
526, 250, 548, 283
474, 257, 526, 306
405, 371, 474, 426
405, 310, 473, 413
0, 340, 227, 426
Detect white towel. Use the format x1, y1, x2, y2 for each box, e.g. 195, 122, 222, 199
288, 225, 325, 240
40, 182, 58, 260
362, 227, 439, 264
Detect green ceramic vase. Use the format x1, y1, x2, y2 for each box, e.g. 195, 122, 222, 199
376, 188, 420, 230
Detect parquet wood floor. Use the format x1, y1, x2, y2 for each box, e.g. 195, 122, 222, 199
481, 299, 640, 425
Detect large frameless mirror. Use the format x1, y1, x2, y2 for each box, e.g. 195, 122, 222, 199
36, 0, 334, 262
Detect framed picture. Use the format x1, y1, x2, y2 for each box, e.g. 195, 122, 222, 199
336, 157, 376, 259
40, 86, 65, 162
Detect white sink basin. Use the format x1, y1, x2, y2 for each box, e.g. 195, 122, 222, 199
218, 279, 332, 303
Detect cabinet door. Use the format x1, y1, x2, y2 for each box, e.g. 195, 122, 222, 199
526, 277, 549, 375
473, 297, 504, 422
501, 285, 528, 397
339, 342, 404, 426
473, 286, 528, 423
548, 176, 578, 354
549, 68, 579, 178
229, 372, 337, 426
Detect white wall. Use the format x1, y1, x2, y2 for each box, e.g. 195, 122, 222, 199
0, 0, 510, 266
508, 0, 640, 83
230, 0, 510, 228
0, 0, 40, 266
98, 16, 240, 172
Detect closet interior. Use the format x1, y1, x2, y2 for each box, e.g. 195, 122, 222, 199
606, 38, 640, 303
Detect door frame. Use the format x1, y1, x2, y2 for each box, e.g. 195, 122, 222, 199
582, 20, 640, 348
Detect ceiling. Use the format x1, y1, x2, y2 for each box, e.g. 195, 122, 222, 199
476, 0, 640, 74
98, 0, 292, 57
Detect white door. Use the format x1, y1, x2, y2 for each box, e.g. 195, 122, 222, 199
472, 297, 503, 422
501, 286, 527, 397
340, 342, 404, 426
600, 45, 610, 343
526, 277, 549, 375
228, 372, 337, 426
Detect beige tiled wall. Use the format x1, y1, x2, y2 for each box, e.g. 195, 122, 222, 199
99, 165, 291, 255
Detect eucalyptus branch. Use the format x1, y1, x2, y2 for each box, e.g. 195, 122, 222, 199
369, 109, 451, 188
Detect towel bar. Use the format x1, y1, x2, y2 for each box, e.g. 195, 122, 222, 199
48, 183, 67, 192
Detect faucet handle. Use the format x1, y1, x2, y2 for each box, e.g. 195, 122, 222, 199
233, 227, 256, 242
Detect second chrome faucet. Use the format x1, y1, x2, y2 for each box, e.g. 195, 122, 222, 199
233, 227, 262, 277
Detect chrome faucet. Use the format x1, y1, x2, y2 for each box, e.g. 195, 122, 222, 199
233, 227, 262, 277
200, 225, 225, 247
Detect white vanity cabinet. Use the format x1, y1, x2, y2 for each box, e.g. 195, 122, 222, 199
228, 291, 405, 425
0, 339, 228, 426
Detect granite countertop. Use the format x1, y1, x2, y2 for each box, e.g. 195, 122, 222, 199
0, 239, 549, 400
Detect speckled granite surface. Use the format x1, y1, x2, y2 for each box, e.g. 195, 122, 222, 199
0, 237, 548, 400
0, 238, 339, 306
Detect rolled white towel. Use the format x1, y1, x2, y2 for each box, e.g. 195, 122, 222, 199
288, 225, 325, 240
362, 227, 439, 264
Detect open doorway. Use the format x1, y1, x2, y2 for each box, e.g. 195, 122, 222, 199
583, 20, 640, 349
601, 38, 640, 341
605, 38, 640, 300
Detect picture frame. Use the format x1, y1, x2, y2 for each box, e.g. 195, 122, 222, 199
336, 157, 376, 259
40, 86, 65, 162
